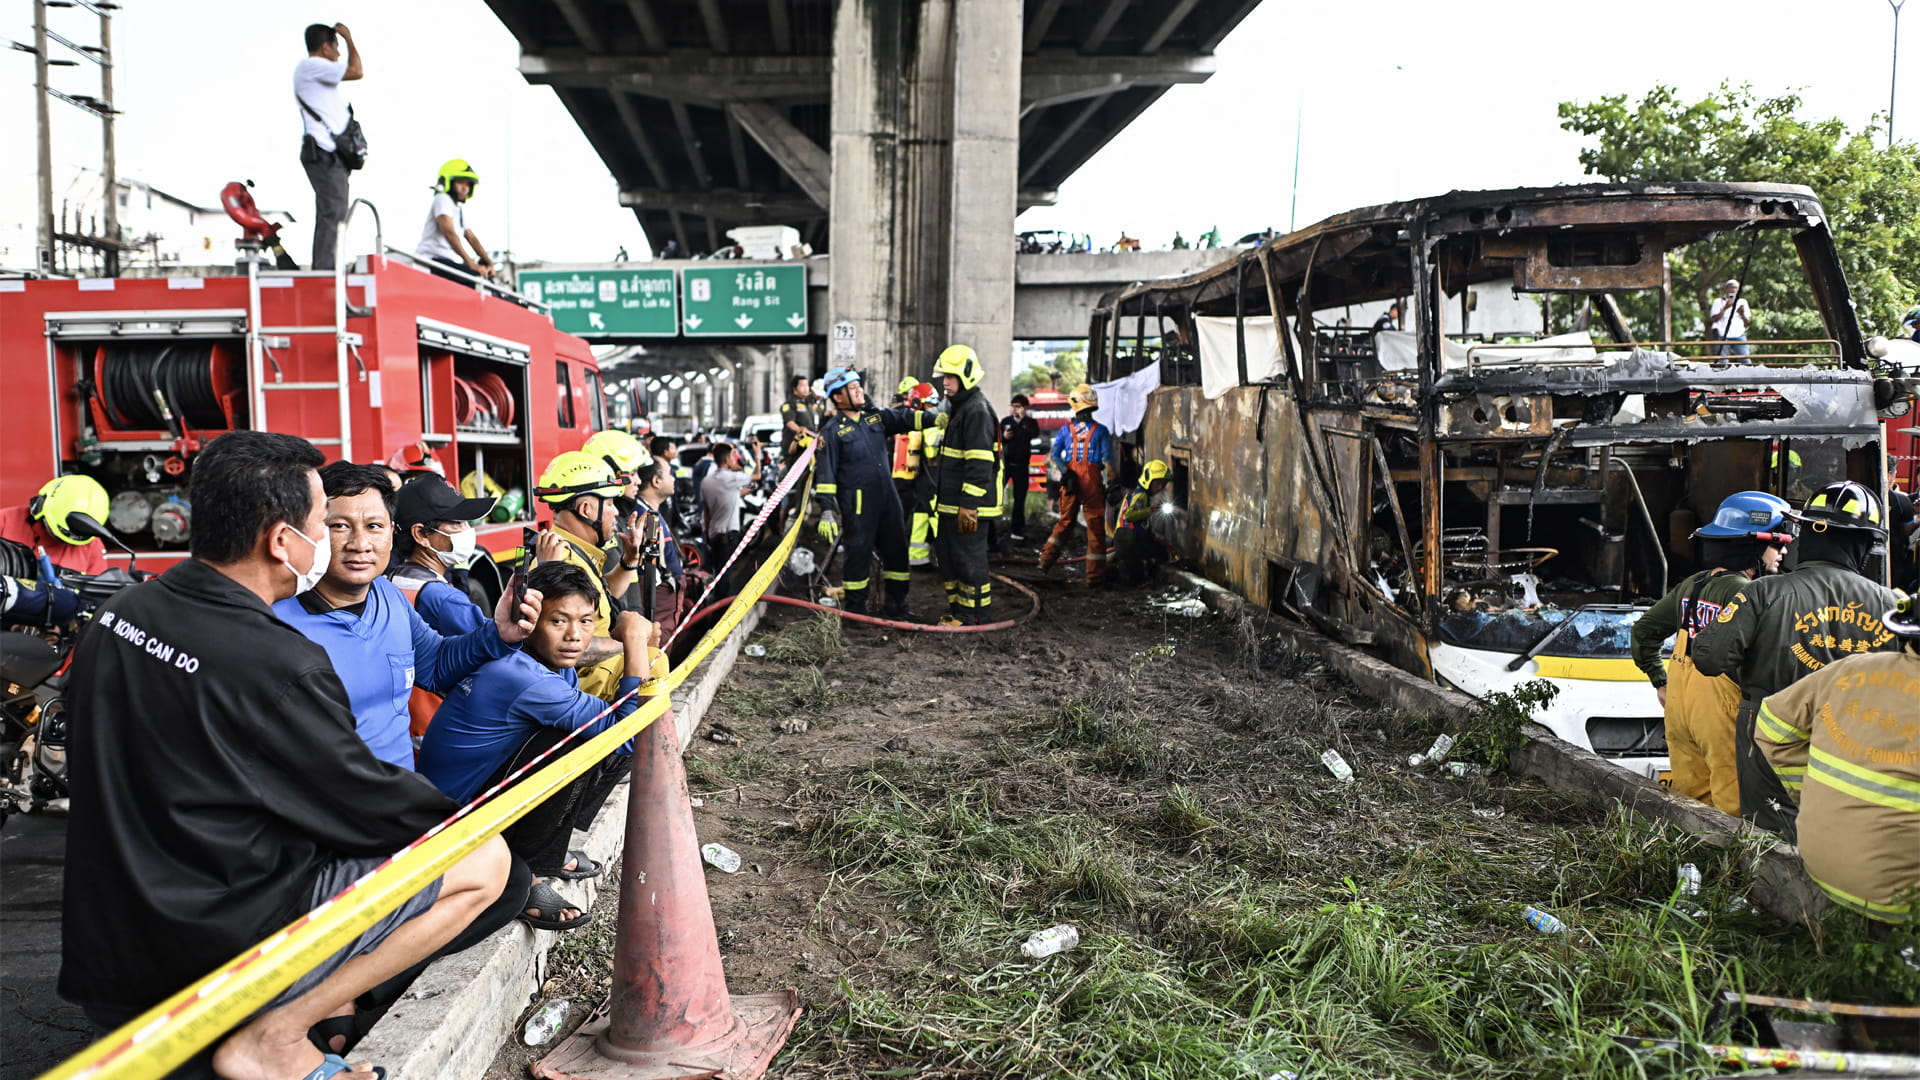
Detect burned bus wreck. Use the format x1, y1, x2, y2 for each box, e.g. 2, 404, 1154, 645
1089, 182, 1907, 780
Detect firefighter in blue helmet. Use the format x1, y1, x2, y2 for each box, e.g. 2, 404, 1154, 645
814, 367, 925, 618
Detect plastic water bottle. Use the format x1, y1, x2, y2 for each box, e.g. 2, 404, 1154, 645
1677, 863, 1701, 898
1522, 906, 1566, 934
701, 842, 742, 873
1424, 733, 1455, 765
1445, 761, 1483, 778
1020, 925, 1080, 958
744, 643, 767, 657
522, 999, 570, 1046
1320, 749, 1356, 783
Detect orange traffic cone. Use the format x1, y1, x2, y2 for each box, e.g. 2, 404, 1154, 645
532, 700, 799, 1080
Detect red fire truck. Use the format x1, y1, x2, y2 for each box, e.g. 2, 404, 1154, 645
1022, 386, 1072, 485
0, 207, 604, 600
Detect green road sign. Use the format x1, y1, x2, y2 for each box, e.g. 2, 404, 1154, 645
680, 264, 807, 336
520, 269, 678, 337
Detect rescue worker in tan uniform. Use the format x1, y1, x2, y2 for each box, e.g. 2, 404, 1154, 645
1755, 592, 1920, 923
1693, 481, 1903, 838
1627, 491, 1793, 815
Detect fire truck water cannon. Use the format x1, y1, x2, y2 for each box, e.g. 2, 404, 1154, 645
220, 181, 298, 271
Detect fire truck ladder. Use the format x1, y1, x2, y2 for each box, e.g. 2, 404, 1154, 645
242, 206, 373, 461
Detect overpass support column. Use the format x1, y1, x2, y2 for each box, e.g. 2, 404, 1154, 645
830, 0, 1019, 406
945, 0, 1019, 411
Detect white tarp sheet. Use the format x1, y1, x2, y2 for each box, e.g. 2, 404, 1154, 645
1376, 329, 1598, 372
1092, 361, 1162, 436
1193, 315, 1286, 400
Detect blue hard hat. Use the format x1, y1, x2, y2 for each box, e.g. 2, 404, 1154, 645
820, 366, 861, 399
1693, 490, 1793, 539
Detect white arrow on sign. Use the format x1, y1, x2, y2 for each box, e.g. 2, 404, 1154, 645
685, 314, 703, 330
589, 312, 605, 330
734, 314, 754, 328
786, 313, 805, 328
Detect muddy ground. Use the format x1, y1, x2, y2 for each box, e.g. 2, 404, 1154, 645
485, 541, 1912, 1080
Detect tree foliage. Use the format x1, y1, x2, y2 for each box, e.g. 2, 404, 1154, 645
1011, 344, 1086, 396
1558, 83, 1920, 341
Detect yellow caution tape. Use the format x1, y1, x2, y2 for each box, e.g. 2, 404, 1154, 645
37, 477, 813, 1080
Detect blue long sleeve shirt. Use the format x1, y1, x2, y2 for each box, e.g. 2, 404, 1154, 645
416, 651, 642, 803
390, 564, 489, 636
274, 577, 513, 768
1051, 418, 1113, 467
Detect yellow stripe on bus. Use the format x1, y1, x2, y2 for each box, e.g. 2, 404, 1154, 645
1527, 656, 1647, 682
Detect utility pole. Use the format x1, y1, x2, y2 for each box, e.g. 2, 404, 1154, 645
1892, 0, 1908, 144
98, 2, 117, 275
34, 0, 54, 272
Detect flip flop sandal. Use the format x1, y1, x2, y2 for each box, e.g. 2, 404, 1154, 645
546, 850, 602, 880
518, 881, 590, 931
300, 1053, 387, 1080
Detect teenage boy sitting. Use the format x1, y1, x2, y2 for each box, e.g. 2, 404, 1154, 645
417, 562, 653, 929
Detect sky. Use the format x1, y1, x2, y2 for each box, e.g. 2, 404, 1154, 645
1, 0, 1916, 268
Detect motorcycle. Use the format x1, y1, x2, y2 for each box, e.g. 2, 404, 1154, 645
0, 518, 146, 827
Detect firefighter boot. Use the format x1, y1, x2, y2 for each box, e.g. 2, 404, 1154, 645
882, 577, 914, 622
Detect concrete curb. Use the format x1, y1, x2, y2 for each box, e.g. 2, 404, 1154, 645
354, 602, 765, 1079
1157, 568, 1828, 927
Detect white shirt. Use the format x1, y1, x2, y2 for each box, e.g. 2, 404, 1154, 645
1710, 295, 1750, 338
416, 192, 464, 262
293, 55, 349, 152
701, 466, 754, 537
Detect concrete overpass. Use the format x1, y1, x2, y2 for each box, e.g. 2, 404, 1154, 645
485, 0, 1262, 408
544, 247, 1225, 427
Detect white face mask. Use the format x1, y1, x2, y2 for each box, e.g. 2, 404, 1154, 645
282, 524, 330, 596
434, 525, 478, 569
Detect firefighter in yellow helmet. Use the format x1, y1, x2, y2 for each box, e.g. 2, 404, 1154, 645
1753, 591, 1920, 923
1112, 459, 1173, 585
582, 429, 655, 605
417, 158, 494, 285
1039, 383, 1115, 585
2, 475, 111, 575
533, 451, 650, 699
929, 345, 1003, 624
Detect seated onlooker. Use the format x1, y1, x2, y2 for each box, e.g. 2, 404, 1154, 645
417, 562, 653, 929
275, 463, 528, 769
59, 430, 514, 1080
389, 475, 498, 741
701, 442, 755, 567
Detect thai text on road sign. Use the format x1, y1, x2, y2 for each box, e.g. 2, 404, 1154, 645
520, 269, 678, 337
681, 264, 807, 336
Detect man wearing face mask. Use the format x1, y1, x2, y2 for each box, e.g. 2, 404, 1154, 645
387, 475, 500, 742
59, 431, 516, 1080
275, 463, 542, 770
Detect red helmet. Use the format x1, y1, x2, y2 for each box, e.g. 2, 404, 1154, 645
907, 382, 937, 407
387, 441, 446, 478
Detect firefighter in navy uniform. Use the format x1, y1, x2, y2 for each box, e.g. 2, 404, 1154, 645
1692, 481, 1903, 838
814, 367, 919, 618
929, 345, 1003, 625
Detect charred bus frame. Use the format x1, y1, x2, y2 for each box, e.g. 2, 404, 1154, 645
1089, 182, 1904, 775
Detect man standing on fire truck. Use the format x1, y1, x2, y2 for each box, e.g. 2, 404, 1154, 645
294, 22, 364, 271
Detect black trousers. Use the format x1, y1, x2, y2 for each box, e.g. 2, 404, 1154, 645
1005, 464, 1031, 536
934, 514, 992, 623
839, 481, 911, 614
490, 726, 628, 877
1735, 699, 1799, 841
302, 152, 349, 271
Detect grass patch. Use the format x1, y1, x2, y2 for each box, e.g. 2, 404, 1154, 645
754, 611, 847, 665
770, 638, 1918, 1080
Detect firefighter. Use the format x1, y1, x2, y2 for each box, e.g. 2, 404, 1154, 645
1753, 591, 1920, 923
779, 374, 825, 461
582, 428, 653, 604
1, 474, 110, 576
1112, 459, 1174, 586
1692, 480, 1904, 838
892, 382, 939, 568
814, 367, 918, 618
1627, 491, 1794, 816
1038, 384, 1115, 585
929, 345, 1003, 624
533, 451, 641, 699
